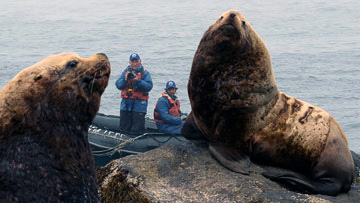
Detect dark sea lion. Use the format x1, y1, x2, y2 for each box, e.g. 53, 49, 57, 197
182, 10, 354, 196
0, 53, 110, 202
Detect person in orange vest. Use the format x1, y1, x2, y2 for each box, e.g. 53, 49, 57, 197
115, 53, 153, 134
154, 81, 187, 135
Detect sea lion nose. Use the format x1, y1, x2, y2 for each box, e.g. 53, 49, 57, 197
230, 13, 236, 19
96, 53, 108, 59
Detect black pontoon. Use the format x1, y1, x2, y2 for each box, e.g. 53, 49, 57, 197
88, 113, 187, 166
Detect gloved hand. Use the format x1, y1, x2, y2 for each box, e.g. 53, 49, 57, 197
125, 72, 138, 82
181, 115, 187, 120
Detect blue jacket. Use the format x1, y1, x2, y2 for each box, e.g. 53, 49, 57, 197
115, 65, 153, 113
154, 94, 187, 134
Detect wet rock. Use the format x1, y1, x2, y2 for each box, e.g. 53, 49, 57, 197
97, 141, 360, 203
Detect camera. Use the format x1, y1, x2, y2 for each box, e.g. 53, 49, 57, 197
127, 70, 136, 80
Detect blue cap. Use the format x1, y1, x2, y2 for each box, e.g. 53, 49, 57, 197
129, 53, 140, 61
165, 80, 177, 90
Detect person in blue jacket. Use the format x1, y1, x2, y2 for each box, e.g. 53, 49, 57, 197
154, 81, 187, 135
115, 53, 153, 134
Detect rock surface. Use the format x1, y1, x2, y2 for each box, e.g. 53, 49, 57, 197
97, 141, 360, 203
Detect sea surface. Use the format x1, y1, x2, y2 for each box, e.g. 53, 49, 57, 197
0, 0, 359, 153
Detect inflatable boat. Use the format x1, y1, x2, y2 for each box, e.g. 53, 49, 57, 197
88, 113, 187, 166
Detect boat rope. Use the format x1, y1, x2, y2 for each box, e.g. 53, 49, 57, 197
90, 140, 141, 156
88, 125, 186, 157
147, 134, 185, 143
89, 128, 167, 156
90, 133, 146, 156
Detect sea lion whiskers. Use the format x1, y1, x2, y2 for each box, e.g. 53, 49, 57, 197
35, 65, 96, 105
71, 66, 97, 82
90, 72, 97, 94
71, 62, 109, 85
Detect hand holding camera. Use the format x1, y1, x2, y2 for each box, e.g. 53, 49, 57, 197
125, 70, 138, 81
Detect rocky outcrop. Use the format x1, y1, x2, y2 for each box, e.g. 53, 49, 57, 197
97, 141, 360, 203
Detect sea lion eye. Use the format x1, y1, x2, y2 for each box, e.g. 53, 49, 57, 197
220, 16, 224, 20
66, 60, 78, 69
33, 74, 42, 81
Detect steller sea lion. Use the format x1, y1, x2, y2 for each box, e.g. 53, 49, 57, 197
182, 10, 354, 196
0, 53, 110, 202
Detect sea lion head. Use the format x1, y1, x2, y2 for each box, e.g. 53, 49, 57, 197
188, 10, 279, 141
201, 10, 250, 53
40, 53, 110, 122
0, 52, 111, 134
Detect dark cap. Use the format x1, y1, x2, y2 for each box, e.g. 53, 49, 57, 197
129, 53, 140, 61
165, 80, 177, 90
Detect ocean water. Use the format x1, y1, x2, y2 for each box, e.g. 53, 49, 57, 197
0, 0, 359, 153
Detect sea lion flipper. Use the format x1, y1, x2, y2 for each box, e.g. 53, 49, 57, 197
261, 172, 341, 195
181, 111, 206, 140
209, 144, 250, 175
262, 172, 316, 192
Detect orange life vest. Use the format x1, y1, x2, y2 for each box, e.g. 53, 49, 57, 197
154, 92, 181, 123
121, 68, 149, 100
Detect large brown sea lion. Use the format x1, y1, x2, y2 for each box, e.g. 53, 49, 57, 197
182, 10, 354, 196
0, 53, 110, 202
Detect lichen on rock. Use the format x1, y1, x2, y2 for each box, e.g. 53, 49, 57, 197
97, 162, 151, 203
